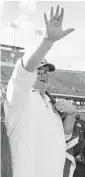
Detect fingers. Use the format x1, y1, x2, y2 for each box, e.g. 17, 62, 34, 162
56, 5, 59, 17
58, 7, 64, 22
55, 99, 75, 114
59, 108, 67, 113
44, 13, 48, 25
63, 28, 75, 37
55, 99, 72, 109
56, 99, 68, 105
55, 102, 66, 111
55, 103, 68, 113
54, 5, 59, 19
50, 6, 54, 20
56, 106, 65, 112
53, 5, 64, 23
44, 5, 64, 24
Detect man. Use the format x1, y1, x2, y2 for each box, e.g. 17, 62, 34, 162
4, 5, 76, 177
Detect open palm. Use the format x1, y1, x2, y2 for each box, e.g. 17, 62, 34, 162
44, 5, 75, 41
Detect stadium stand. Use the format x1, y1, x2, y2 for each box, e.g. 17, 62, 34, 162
1, 44, 25, 64
49, 70, 85, 98
0, 44, 25, 102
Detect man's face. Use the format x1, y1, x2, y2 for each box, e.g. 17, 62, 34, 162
36, 65, 51, 84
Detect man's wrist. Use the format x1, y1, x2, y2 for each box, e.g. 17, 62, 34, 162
43, 37, 54, 49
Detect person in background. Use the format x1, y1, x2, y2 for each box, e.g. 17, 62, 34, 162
73, 114, 85, 177
4, 5, 76, 177
63, 113, 85, 177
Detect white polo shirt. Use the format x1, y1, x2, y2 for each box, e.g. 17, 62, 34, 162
4, 59, 66, 177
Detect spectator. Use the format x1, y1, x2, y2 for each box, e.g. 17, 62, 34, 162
73, 115, 85, 177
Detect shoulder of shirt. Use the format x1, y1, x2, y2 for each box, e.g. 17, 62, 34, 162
13, 58, 36, 78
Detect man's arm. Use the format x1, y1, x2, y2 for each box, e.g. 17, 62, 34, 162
23, 38, 54, 73
54, 99, 76, 136
63, 114, 76, 136
22, 5, 74, 73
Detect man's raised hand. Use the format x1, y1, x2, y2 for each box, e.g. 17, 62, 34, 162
44, 5, 75, 41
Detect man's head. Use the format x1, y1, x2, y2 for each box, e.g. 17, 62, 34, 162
37, 59, 55, 83
38, 59, 55, 72
34, 59, 55, 93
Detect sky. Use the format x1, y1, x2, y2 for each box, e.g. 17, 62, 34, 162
1, 0, 85, 71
